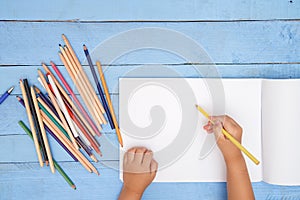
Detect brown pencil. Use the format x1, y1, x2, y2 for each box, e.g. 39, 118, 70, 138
96, 61, 124, 147
19, 80, 44, 166
31, 87, 55, 173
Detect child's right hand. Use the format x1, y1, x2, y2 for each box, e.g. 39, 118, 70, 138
203, 115, 243, 163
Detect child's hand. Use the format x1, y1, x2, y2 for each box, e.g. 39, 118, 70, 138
119, 147, 158, 200
203, 115, 243, 163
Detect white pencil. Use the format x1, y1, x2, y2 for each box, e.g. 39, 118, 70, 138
47, 75, 79, 138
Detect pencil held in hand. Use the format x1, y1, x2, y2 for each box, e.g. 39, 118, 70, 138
195, 104, 260, 165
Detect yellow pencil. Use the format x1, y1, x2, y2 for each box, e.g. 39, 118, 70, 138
195, 104, 260, 165
96, 61, 123, 147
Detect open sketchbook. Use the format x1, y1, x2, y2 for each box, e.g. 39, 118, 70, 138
119, 78, 300, 185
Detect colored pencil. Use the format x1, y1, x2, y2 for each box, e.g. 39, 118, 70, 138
38, 98, 70, 140
31, 87, 55, 173
43, 63, 101, 137
62, 34, 106, 116
58, 51, 103, 127
38, 69, 79, 149
61, 45, 106, 125
96, 61, 124, 147
195, 104, 260, 165
0, 86, 14, 104
83, 45, 115, 129
41, 113, 92, 173
48, 74, 79, 139
34, 85, 59, 118
18, 120, 76, 189
39, 95, 99, 161
61, 94, 100, 147
24, 79, 48, 165
19, 79, 44, 166
16, 96, 78, 162
49, 61, 101, 136
42, 112, 99, 175
65, 100, 102, 156
76, 136, 98, 162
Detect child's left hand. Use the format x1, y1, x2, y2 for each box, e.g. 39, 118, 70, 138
119, 147, 158, 200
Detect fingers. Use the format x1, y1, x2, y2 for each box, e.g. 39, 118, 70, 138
142, 150, 153, 166
125, 147, 152, 164
134, 147, 147, 163
210, 115, 241, 132
125, 147, 137, 162
150, 159, 158, 177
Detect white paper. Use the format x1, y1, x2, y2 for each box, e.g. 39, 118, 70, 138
119, 78, 262, 182
262, 79, 300, 185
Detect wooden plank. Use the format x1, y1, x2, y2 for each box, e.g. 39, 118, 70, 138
0, 22, 299, 65
1, 64, 299, 135
0, 162, 300, 199
0, 0, 299, 21
0, 134, 119, 162
0, 64, 299, 96
0, 92, 119, 135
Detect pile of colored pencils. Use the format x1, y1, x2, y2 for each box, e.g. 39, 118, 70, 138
17, 34, 123, 189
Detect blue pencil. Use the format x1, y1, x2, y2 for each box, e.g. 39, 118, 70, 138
83, 45, 115, 129
0, 86, 14, 104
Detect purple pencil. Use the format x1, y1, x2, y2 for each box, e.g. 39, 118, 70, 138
33, 85, 59, 118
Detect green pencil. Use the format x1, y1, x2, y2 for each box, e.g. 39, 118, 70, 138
37, 101, 71, 140
18, 120, 76, 190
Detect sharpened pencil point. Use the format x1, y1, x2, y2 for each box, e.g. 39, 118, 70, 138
8, 86, 14, 94
72, 185, 76, 190
83, 44, 87, 51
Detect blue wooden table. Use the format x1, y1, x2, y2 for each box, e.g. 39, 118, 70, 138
0, 1, 300, 199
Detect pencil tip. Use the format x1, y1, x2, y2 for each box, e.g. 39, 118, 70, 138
59, 44, 62, 47
8, 86, 14, 93
72, 185, 76, 190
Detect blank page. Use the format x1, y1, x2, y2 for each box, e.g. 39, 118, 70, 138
262, 79, 300, 185
119, 78, 262, 182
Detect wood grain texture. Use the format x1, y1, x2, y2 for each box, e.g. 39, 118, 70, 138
1, 162, 300, 200
1, 1, 300, 198
0, 134, 119, 162
0, 0, 299, 21
0, 22, 299, 65
1, 65, 300, 96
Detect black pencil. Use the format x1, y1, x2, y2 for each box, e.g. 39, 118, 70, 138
23, 79, 49, 165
